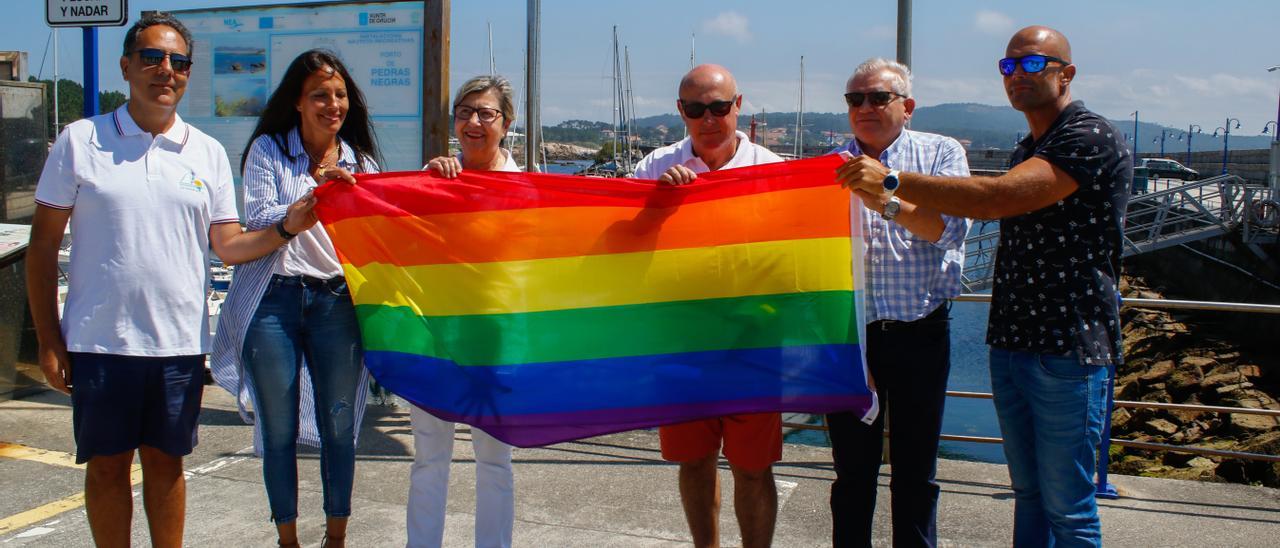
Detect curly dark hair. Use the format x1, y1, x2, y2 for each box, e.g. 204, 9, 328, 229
124, 12, 194, 56
240, 49, 382, 173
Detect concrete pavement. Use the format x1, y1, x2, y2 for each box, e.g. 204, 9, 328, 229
2, 385, 1279, 547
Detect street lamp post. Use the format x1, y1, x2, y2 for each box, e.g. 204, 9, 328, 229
1153, 129, 1182, 157
1185, 124, 1202, 167
1211, 117, 1242, 175
1131, 111, 1139, 157
1264, 66, 1274, 188
1270, 66, 1279, 143
1269, 66, 1278, 189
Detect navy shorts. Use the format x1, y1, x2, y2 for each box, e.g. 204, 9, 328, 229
70, 352, 205, 464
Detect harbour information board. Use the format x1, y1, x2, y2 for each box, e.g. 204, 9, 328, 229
172, 1, 424, 204
47, 0, 129, 27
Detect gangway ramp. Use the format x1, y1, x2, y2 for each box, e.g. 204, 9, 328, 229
961, 175, 1268, 292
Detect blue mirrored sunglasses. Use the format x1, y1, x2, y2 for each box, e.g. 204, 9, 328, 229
132, 48, 193, 72
998, 54, 1070, 76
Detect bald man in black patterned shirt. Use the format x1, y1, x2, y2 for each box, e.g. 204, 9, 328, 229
836, 26, 1130, 547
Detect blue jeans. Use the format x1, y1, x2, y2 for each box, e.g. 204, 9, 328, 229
989, 347, 1109, 548
243, 275, 364, 523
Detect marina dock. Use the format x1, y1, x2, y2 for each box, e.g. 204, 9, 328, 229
2, 385, 1278, 547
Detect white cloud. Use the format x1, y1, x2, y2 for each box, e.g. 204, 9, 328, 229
866, 25, 896, 41
1067, 70, 1274, 130
974, 10, 1014, 36
702, 12, 753, 44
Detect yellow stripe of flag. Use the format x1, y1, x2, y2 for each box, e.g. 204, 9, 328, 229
346, 237, 853, 317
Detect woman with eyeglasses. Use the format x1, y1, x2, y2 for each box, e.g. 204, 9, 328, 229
410, 75, 519, 548
211, 49, 379, 548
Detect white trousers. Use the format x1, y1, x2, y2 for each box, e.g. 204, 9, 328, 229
406, 406, 514, 548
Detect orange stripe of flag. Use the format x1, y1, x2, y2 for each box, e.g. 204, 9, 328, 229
324, 185, 849, 267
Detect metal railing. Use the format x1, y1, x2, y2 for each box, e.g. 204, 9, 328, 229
960, 175, 1271, 292
783, 294, 1280, 498
1121, 174, 1244, 256
1240, 185, 1279, 245
953, 292, 1280, 314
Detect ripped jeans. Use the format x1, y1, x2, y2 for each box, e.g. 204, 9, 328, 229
244, 274, 364, 523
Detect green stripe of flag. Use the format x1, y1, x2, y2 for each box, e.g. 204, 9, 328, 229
355, 291, 858, 366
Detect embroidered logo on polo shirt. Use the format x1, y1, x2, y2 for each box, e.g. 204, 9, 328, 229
176, 172, 205, 192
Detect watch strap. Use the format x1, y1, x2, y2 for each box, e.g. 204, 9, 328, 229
883, 196, 902, 221
883, 169, 902, 198
275, 221, 297, 240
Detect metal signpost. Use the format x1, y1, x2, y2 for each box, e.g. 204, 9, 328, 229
46, 0, 129, 118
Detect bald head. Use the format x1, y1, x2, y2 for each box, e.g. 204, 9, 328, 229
1006, 25, 1071, 62
679, 64, 738, 99
674, 64, 741, 165
1003, 25, 1075, 114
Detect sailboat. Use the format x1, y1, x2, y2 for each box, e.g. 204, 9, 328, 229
578, 26, 636, 178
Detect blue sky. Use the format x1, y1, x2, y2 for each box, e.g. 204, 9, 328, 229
12, 0, 1280, 134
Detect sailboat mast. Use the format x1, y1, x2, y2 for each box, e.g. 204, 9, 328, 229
487, 21, 496, 76
625, 46, 636, 169
684, 33, 694, 140
795, 56, 805, 158
512, 50, 524, 155
611, 26, 620, 166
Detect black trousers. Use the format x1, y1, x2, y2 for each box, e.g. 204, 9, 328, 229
828, 303, 951, 548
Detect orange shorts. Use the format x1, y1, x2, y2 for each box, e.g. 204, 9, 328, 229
658, 413, 782, 471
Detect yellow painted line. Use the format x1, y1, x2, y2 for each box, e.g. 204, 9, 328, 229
0, 442, 84, 470
0, 442, 142, 536
0, 492, 86, 535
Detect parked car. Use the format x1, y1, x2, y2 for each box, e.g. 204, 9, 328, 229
1136, 158, 1199, 180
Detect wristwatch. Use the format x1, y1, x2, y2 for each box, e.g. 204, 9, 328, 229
275, 220, 298, 240
881, 169, 902, 220
882, 169, 901, 198
883, 196, 902, 221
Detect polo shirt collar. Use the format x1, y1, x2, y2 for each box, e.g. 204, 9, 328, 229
286, 127, 358, 168
677, 130, 752, 168
113, 104, 190, 146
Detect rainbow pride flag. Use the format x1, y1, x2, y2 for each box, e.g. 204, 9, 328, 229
313, 155, 874, 447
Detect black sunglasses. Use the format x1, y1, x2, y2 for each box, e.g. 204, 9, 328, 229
844, 91, 906, 108
679, 96, 737, 119
998, 54, 1069, 76
132, 48, 193, 72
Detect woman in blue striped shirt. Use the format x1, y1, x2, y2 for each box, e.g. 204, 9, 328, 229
212, 49, 380, 548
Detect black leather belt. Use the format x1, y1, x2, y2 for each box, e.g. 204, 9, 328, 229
868, 301, 950, 331
271, 274, 346, 290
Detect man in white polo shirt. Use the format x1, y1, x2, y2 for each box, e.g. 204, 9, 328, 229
633, 63, 783, 548
25, 13, 320, 547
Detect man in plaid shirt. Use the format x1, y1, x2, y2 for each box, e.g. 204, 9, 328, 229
826, 58, 971, 548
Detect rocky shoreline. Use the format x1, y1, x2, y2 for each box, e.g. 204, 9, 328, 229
1111, 276, 1280, 486
510, 142, 597, 161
